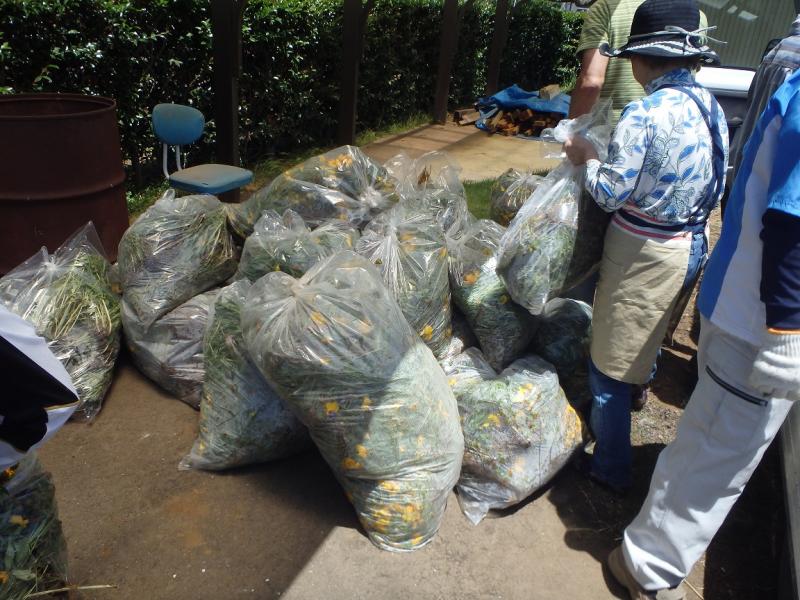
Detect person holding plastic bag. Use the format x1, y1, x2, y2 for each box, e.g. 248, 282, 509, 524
1, 305, 78, 595
495, 103, 613, 316
563, 0, 728, 493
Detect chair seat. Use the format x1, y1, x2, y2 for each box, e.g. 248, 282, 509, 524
169, 163, 253, 195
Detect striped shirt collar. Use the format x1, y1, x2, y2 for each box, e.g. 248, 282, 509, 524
792, 14, 800, 36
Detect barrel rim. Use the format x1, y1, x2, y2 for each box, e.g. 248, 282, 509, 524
0, 93, 117, 120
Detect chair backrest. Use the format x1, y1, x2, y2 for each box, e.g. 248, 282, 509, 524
152, 103, 205, 146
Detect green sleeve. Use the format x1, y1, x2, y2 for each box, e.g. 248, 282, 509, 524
577, 0, 611, 54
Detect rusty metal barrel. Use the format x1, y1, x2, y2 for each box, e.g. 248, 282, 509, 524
0, 93, 129, 273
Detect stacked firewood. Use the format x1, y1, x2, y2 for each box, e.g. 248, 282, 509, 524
480, 108, 563, 137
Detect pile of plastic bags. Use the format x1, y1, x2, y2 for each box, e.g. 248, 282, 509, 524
228, 146, 399, 237
117, 191, 238, 329
17, 143, 605, 552
357, 205, 453, 358
0, 223, 121, 420
531, 298, 593, 412
490, 169, 545, 227
447, 219, 536, 370
236, 209, 359, 281
122, 290, 216, 409
496, 102, 613, 315
242, 252, 464, 551
181, 281, 309, 471
444, 349, 584, 524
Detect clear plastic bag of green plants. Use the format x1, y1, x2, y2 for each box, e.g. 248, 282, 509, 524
530, 298, 593, 412
241, 251, 464, 552
0, 453, 68, 597
117, 190, 237, 328
443, 348, 584, 524
228, 146, 399, 237
386, 151, 464, 199
385, 151, 472, 237
0, 223, 121, 421
236, 210, 360, 281
447, 219, 537, 370
181, 281, 309, 471
490, 169, 545, 227
438, 308, 479, 365
356, 205, 453, 358
496, 103, 613, 315
122, 290, 217, 409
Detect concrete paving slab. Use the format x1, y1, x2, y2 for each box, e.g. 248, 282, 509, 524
363, 123, 563, 182
37, 358, 707, 600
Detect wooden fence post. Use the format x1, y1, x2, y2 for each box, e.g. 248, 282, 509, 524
211, 0, 247, 166
211, 0, 247, 202
484, 0, 510, 97
337, 0, 375, 146
433, 0, 460, 124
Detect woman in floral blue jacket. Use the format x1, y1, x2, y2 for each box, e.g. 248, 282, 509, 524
564, 0, 728, 492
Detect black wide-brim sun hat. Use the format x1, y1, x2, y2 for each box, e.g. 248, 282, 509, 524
599, 0, 722, 65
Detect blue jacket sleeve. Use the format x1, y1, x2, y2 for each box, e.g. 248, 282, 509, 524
761, 209, 800, 331
761, 89, 800, 331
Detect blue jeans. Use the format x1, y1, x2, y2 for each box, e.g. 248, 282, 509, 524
589, 230, 707, 488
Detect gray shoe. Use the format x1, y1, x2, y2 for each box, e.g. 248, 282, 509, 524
607, 546, 686, 600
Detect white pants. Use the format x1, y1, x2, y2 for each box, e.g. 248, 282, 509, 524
622, 317, 795, 590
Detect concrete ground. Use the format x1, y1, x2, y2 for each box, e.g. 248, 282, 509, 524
37, 126, 782, 600
361, 122, 563, 180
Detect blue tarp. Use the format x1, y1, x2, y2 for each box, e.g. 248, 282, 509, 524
476, 84, 571, 137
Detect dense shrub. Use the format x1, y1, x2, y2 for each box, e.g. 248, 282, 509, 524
0, 0, 581, 185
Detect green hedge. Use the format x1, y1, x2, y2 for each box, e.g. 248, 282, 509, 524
0, 0, 582, 185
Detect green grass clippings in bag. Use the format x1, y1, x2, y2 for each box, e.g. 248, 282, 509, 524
0, 223, 121, 420
117, 191, 237, 328
236, 210, 359, 281
181, 281, 309, 471
448, 219, 537, 370
444, 348, 584, 524
241, 251, 463, 552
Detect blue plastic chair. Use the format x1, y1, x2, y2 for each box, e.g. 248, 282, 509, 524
152, 103, 253, 195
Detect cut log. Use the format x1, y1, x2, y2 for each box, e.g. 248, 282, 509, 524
539, 84, 561, 100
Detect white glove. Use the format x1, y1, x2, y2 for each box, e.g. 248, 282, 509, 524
749, 331, 800, 401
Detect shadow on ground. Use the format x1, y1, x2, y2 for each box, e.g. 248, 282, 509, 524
702, 440, 784, 600
41, 359, 361, 599
525, 444, 665, 599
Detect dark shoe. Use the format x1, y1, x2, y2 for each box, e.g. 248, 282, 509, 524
574, 452, 630, 497
632, 385, 649, 412
607, 546, 687, 600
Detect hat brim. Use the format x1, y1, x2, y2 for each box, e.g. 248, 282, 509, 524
599, 40, 720, 65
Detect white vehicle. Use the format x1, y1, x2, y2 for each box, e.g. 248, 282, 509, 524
691, 1, 798, 139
